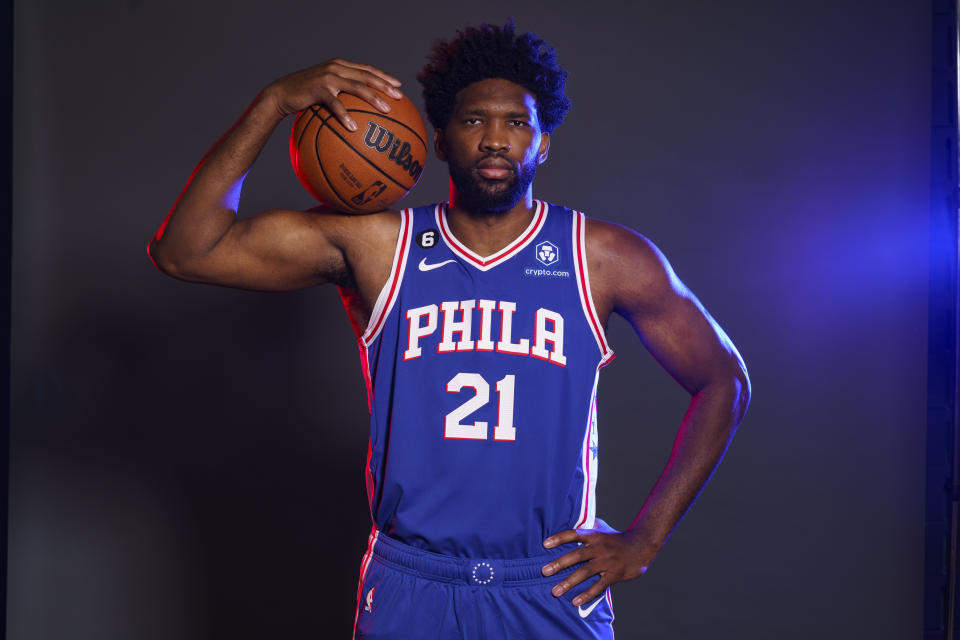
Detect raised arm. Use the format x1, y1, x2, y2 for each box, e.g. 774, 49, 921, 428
147, 59, 405, 292
541, 218, 751, 605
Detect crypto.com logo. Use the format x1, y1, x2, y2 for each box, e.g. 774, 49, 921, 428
535, 241, 559, 267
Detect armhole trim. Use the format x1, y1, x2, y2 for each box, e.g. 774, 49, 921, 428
572, 210, 615, 366
361, 208, 412, 346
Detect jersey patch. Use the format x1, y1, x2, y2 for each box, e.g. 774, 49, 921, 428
416, 228, 439, 249
535, 240, 559, 266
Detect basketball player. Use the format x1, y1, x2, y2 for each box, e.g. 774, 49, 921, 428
148, 21, 750, 639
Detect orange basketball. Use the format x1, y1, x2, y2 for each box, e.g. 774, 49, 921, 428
290, 91, 428, 214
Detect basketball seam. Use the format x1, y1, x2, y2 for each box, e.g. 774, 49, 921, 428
290, 109, 320, 193
310, 106, 361, 212
295, 107, 319, 149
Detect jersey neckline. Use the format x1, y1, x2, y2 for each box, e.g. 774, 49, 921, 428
435, 200, 548, 272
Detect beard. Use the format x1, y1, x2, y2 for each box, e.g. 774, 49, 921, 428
448, 154, 538, 214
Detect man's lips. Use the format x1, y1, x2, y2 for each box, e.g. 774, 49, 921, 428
476, 157, 513, 180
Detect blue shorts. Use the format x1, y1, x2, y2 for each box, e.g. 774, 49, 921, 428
353, 530, 615, 639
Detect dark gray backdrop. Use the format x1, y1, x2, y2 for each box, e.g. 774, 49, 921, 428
10, 0, 931, 638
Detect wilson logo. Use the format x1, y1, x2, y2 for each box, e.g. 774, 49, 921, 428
363, 122, 424, 181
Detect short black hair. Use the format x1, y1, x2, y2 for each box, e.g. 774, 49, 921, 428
418, 19, 571, 134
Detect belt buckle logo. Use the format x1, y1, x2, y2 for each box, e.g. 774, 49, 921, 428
470, 561, 495, 585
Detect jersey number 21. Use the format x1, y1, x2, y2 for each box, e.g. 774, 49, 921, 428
445, 373, 516, 441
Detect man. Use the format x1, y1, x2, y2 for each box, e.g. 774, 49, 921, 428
149, 21, 749, 640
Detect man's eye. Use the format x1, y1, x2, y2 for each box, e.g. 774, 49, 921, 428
465, 118, 482, 125
511, 120, 529, 127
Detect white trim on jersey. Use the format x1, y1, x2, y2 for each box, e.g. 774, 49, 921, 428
362, 208, 413, 346
572, 210, 615, 365
574, 369, 601, 530
571, 209, 612, 531
352, 527, 380, 638
436, 200, 548, 271
606, 588, 616, 638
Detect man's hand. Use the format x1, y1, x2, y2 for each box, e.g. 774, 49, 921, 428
541, 521, 658, 606
148, 58, 405, 292
264, 58, 404, 130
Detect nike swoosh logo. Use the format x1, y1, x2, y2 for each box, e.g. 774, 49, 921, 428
418, 258, 455, 272
578, 596, 604, 618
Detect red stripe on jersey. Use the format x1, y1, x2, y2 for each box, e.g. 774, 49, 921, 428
573, 212, 613, 359
352, 528, 379, 638
359, 342, 373, 410
437, 200, 546, 269
363, 433, 375, 510
358, 344, 376, 514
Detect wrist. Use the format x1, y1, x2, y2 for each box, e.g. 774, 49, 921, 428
624, 521, 666, 555
252, 86, 290, 123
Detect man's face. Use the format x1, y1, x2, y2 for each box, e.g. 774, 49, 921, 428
436, 78, 550, 213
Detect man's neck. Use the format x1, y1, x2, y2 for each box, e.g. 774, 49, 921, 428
446, 188, 537, 258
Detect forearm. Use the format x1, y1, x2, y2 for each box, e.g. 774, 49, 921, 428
539, 375, 749, 601
626, 375, 749, 555
148, 90, 284, 274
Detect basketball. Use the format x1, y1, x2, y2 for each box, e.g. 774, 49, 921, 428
290, 90, 428, 214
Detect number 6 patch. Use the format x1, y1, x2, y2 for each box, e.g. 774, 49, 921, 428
417, 229, 439, 249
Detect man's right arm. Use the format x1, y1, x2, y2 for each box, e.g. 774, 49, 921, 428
147, 60, 405, 292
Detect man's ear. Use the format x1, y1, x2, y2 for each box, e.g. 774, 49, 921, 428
537, 132, 550, 165
434, 129, 447, 162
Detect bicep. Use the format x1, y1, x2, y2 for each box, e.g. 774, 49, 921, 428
171, 208, 346, 291
611, 235, 745, 396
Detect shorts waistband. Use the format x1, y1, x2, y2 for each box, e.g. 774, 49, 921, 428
369, 532, 577, 587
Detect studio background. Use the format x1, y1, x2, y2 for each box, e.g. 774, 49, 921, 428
10, 1, 930, 638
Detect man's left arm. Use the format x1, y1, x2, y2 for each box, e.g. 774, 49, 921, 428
541, 219, 751, 605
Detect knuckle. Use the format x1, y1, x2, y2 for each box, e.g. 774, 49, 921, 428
315, 73, 337, 91
562, 554, 582, 570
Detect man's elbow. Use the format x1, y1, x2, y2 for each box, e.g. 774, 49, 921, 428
702, 359, 751, 426
147, 237, 190, 280
729, 360, 751, 422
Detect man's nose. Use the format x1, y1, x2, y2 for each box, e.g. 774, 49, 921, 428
480, 123, 511, 152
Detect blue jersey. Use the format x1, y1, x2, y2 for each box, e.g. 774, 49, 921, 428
351, 201, 614, 559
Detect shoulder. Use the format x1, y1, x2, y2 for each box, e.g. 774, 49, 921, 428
285, 205, 402, 296
317, 202, 446, 249
303, 205, 402, 249
582, 215, 681, 321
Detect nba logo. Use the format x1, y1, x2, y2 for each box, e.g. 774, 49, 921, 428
535, 241, 559, 266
